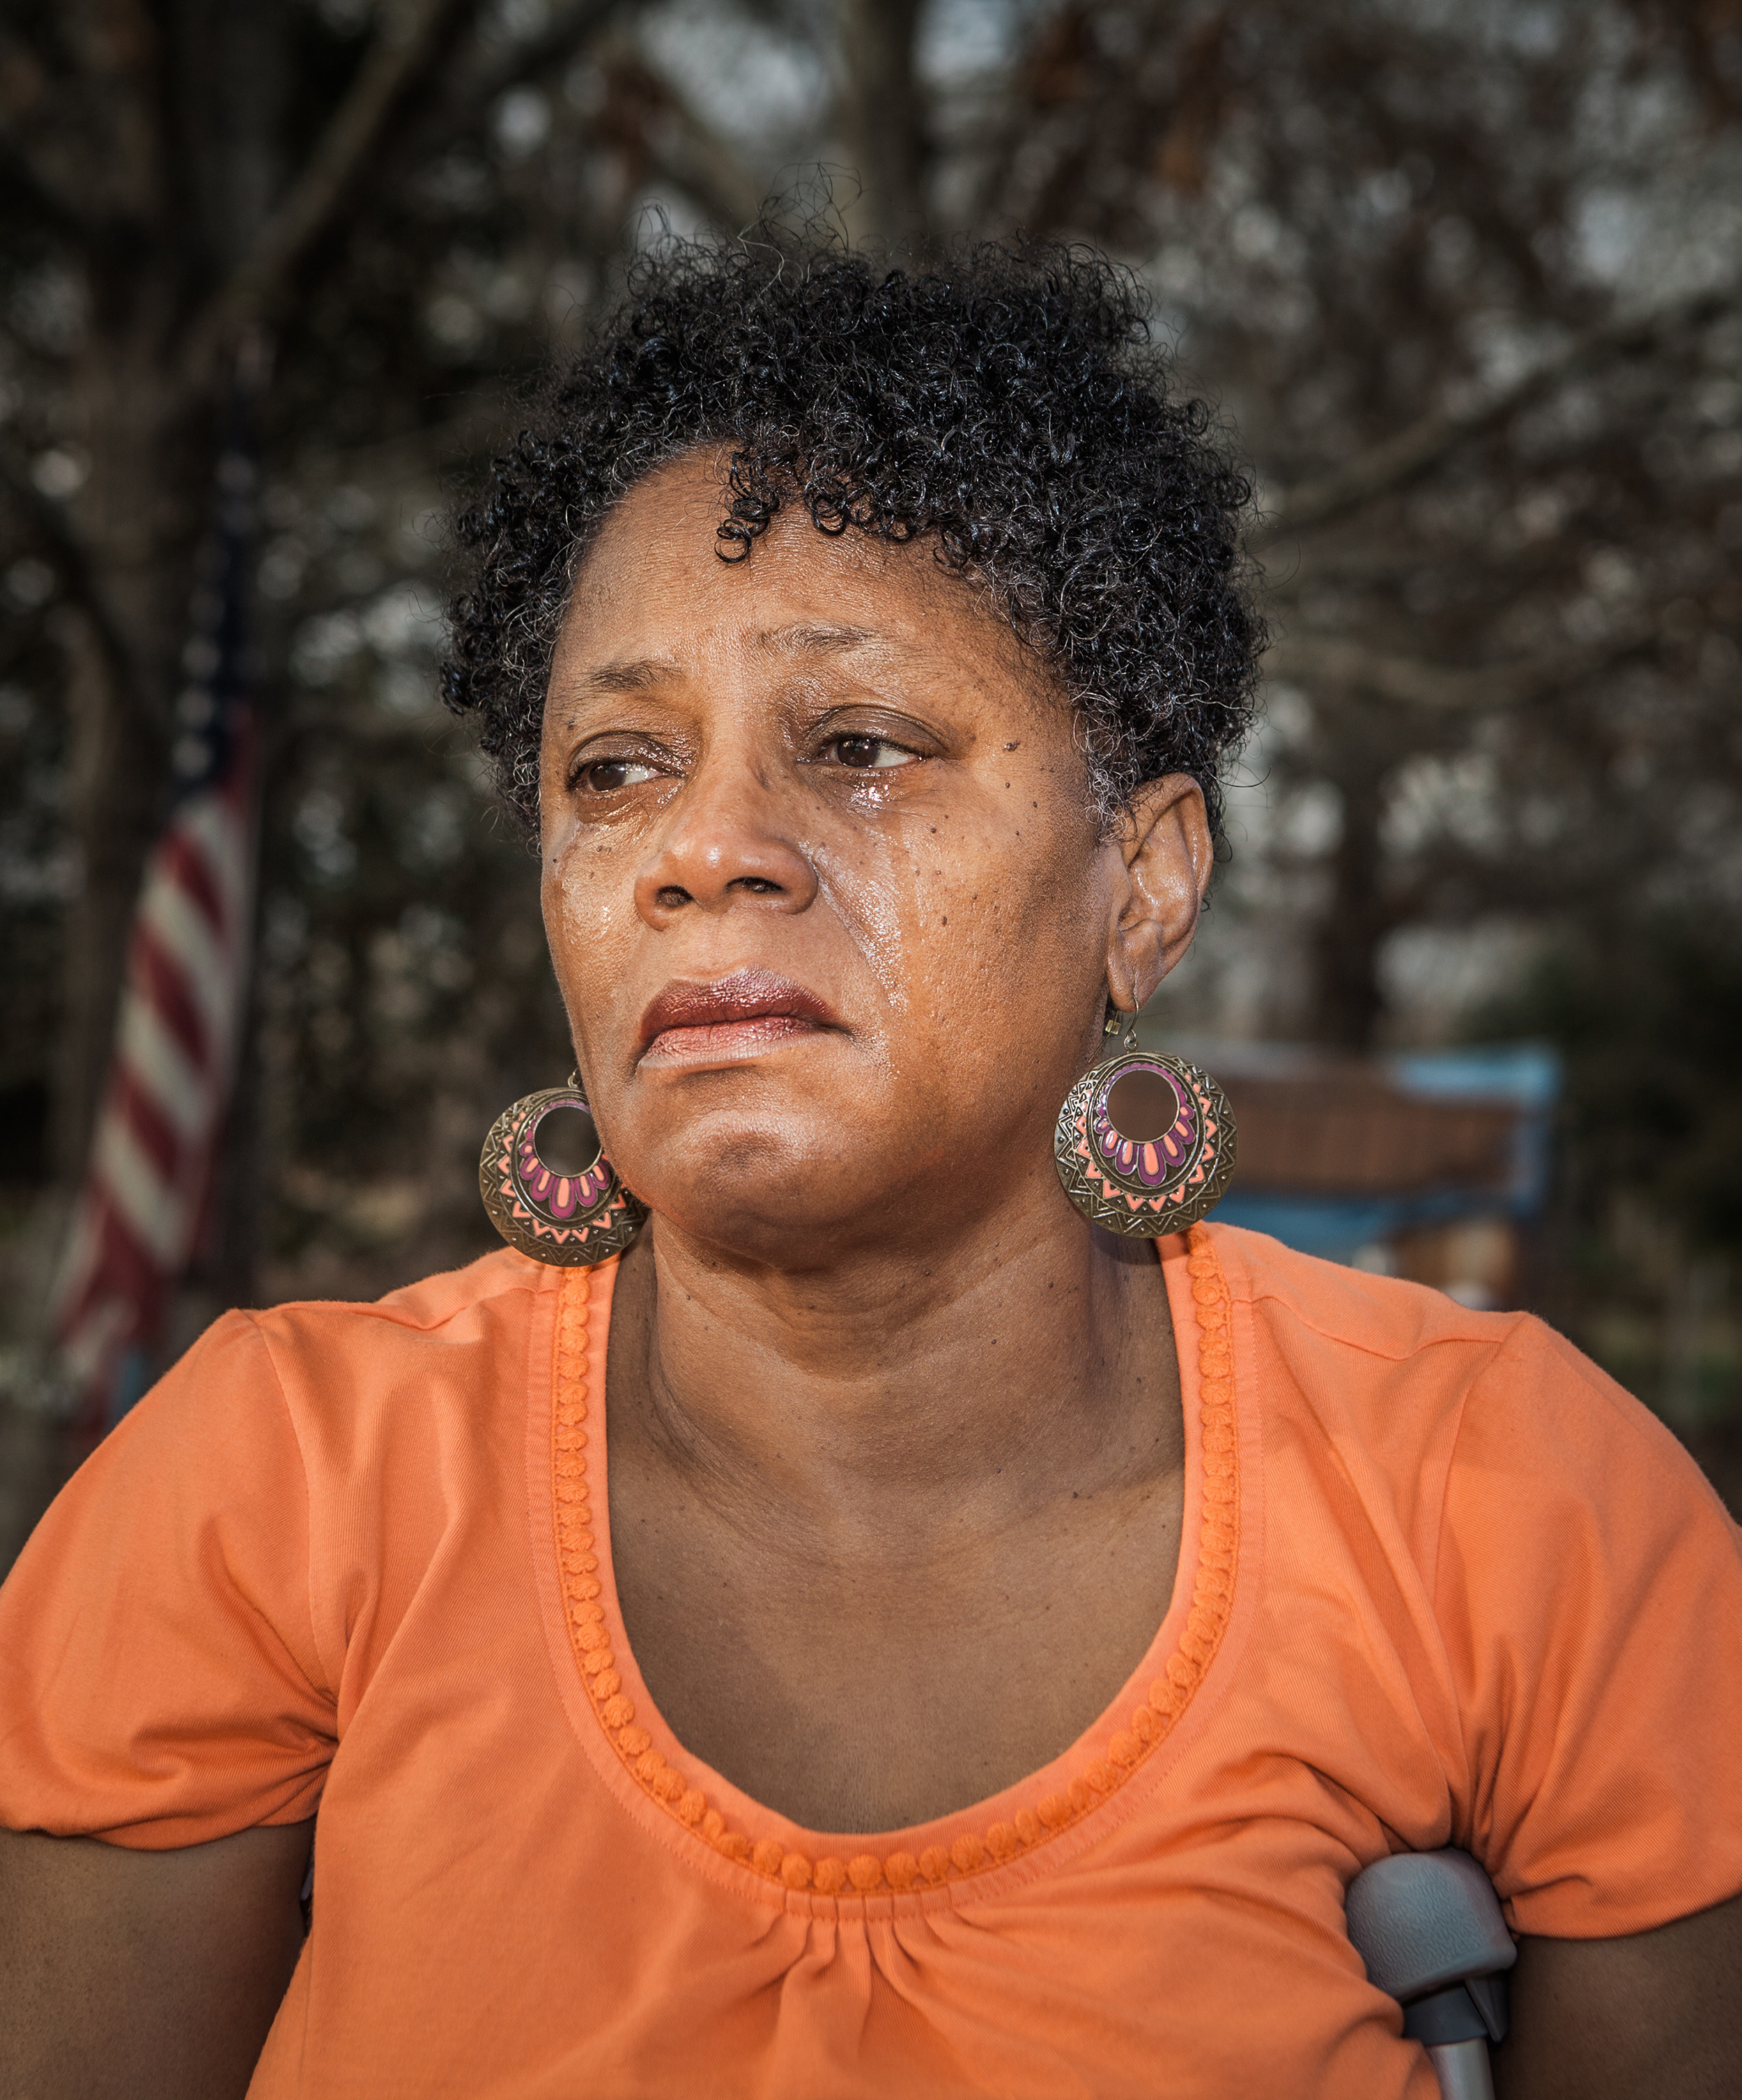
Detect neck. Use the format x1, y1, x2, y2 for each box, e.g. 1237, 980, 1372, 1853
607, 1175, 1183, 1559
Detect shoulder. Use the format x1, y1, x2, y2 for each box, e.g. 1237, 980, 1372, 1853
132, 1249, 562, 1479
1207, 1219, 1711, 1469
1204, 1220, 1531, 1455
248, 1244, 552, 1343
1203, 1219, 1737, 1579
1208, 1220, 1521, 1367
239, 1247, 555, 1386
1198, 1221, 1704, 1573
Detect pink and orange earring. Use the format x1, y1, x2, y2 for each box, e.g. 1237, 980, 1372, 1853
479, 1073, 645, 1265
1054, 1004, 1238, 1236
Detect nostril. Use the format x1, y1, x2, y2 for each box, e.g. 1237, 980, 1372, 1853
734, 877, 780, 895
654, 884, 692, 911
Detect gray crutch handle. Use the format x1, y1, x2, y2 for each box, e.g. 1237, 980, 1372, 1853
1345, 1848, 1517, 2100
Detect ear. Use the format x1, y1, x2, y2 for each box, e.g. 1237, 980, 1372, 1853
1104, 774, 1214, 1012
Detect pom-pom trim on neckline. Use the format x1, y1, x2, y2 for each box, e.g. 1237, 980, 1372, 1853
550, 1224, 1240, 1899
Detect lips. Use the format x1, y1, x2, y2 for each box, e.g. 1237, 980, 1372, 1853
637, 969, 838, 1065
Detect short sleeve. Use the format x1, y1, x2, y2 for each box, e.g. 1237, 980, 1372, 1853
0, 1311, 337, 1848
1436, 1316, 1742, 1938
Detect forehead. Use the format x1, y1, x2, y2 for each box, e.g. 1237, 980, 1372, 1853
550, 450, 1048, 702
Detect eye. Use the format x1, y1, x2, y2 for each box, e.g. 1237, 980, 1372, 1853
825, 733, 918, 771
577, 755, 658, 793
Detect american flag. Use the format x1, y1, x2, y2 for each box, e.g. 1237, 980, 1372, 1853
50, 436, 261, 1435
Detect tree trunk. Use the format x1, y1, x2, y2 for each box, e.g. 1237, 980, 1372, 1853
50, 608, 164, 1187
50, 348, 208, 1187
1309, 702, 1395, 1053
839, 0, 927, 250
48, 0, 290, 1206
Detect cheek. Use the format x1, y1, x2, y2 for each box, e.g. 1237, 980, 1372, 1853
806, 839, 921, 1023
953, 784, 1101, 935
541, 831, 634, 1017
826, 797, 1101, 1030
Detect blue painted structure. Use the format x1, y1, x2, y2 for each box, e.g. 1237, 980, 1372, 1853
1166, 1040, 1562, 1268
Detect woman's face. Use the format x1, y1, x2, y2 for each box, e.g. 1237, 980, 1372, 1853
539, 451, 1209, 1266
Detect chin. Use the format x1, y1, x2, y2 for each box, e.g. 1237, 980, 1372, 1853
625, 1116, 906, 1263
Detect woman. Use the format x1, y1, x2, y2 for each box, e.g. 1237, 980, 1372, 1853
2, 237, 1739, 2099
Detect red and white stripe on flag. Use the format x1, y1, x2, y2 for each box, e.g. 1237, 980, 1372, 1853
50, 713, 256, 1426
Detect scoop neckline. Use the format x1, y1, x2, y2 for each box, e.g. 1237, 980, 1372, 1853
531, 1226, 1245, 1913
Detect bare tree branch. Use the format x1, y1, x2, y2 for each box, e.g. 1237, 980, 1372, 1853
1265, 617, 1658, 712
0, 451, 151, 729
0, 132, 98, 244
465, 0, 623, 107
294, 397, 513, 487
1256, 283, 1742, 546
573, 32, 768, 237
631, 75, 769, 233
185, 0, 480, 369
0, 302, 61, 378
0, 23, 111, 241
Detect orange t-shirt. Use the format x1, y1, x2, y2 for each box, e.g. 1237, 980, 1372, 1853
3, 1224, 1741, 2097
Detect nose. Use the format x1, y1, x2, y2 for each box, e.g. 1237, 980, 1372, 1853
633, 754, 820, 927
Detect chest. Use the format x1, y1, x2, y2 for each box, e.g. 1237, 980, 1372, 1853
607, 1451, 1186, 1832
293, 1586, 1431, 2100
271, 1789, 1426, 2100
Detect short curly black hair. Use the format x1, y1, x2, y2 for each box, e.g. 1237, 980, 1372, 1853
442, 228, 1264, 840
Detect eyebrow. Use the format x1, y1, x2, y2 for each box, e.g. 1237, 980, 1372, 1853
753, 621, 884, 656
577, 656, 683, 697
575, 623, 890, 697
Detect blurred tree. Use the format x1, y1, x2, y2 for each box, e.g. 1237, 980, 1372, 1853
1, 0, 477, 1188
0, 0, 623, 1340
1, 0, 1739, 1487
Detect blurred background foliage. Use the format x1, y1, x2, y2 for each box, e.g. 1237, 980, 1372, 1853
1, 0, 1740, 1556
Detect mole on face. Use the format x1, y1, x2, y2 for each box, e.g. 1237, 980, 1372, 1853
534, 1103, 601, 1176
1105, 1068, 1182, 1143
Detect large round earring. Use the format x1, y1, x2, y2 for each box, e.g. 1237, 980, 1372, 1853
479, 1073, 647, 1265
1054, 1006, 1238, 1237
